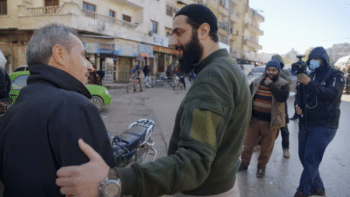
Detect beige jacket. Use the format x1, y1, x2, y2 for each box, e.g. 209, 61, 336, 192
251, 75, 289, 130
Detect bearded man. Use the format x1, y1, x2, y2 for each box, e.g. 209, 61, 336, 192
238, 60, 290, 178
56, 4, 251, 197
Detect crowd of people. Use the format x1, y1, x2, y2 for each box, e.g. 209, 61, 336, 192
0, 3, 345, 197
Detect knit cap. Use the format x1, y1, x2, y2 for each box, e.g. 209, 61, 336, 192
175, 4, 218, 33
266, 59, 281, 72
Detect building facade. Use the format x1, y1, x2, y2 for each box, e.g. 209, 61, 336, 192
0, 0, 263, 81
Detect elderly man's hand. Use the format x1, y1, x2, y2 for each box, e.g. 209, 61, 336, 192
297, 74, 311, 85
56, 139, 110, 197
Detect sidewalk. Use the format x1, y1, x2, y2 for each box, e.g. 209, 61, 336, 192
103, 83, 128, 90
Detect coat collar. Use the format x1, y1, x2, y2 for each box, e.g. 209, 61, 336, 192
193, 49, 229, 75
27, 64, 91, 98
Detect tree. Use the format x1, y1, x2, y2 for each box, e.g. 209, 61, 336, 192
302, 47, 313, 62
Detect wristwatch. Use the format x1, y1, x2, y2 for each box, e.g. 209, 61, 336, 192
99, 168, 122, 197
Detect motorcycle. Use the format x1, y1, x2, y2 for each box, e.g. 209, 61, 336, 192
109, 119, 157, 166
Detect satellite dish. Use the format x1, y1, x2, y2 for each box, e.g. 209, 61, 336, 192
148, 31, 153, 37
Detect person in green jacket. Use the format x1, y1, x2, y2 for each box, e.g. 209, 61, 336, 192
56, 4, 251, 197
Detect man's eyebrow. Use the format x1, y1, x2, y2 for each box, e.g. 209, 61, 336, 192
172, 28, 184, 34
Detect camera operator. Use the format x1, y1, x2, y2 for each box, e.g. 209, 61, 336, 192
293, 47, 345, 197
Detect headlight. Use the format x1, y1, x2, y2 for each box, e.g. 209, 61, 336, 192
105, 89, 110, 95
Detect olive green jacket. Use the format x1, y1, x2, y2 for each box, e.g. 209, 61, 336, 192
117, 49, 251, 196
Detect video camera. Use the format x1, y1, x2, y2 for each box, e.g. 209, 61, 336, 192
291, 55, 308, 75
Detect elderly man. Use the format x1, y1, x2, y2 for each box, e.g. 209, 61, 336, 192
0, 24, 117, 196
56, 4, 251, 197
238, 60, 290, 178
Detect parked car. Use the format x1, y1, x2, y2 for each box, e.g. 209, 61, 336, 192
8, 71, 111, 112
13, 65, 29, 72
247, 66, 265, 84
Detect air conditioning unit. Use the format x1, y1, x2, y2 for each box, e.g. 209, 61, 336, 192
174, 7, 180, 13
198, 0, 204, 4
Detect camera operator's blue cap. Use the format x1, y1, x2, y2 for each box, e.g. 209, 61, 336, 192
266, 59, 281, 72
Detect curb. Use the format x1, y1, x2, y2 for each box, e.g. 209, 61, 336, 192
103, 83, 128, 90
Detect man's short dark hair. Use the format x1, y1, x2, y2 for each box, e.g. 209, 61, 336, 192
186, 17, 219, 43
26, 24, 78, 66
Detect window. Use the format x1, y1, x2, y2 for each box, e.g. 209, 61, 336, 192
83, 2, 96, 12
122, 14, 131, 22
236, 30, 239, 36
0, 0, 7, 15
12, 75, 29, 90
151, 21, 158, 34
236, 12, 240, 18
109, 10, 115, 18
166, 5, 172, 16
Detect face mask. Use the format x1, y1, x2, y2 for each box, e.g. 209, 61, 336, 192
309, 60, 320, 72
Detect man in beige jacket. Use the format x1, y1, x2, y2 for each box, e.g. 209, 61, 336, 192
238, 59, 290, 178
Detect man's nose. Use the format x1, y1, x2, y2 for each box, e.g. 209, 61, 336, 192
170, 36, 177, 48
86, 62, 95, 72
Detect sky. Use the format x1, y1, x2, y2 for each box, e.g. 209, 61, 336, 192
249, 0, 350, 55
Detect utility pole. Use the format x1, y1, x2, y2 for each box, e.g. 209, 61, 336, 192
227, 0, 231, 46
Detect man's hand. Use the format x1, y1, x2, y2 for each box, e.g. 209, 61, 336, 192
297, 74, 311, 85
264, 77, 273, 86
56, 139, 110, 197
295, 105, 302, 115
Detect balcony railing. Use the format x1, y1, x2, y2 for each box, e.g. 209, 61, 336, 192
27, 6, 61, 16
82, 9, 137, 29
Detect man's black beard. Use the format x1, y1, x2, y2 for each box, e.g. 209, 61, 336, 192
177, 30, 203, 74
266, 73, 279, 82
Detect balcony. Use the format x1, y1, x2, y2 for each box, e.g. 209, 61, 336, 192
82, 9, 137, 29
244, 39, 262, 51
112, 0, 144, 9
176, 0, 197, 5
14, 2, 151, 43
245, 22, 263, 36
27, 6, 61, 15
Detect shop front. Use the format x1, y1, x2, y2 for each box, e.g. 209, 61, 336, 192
152, 34, 179, 74
153, 45, 179, 74
83, 41, 115, 84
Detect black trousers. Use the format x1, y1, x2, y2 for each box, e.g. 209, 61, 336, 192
280, 126, 290, 149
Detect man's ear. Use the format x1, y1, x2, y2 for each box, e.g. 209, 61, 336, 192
51, 44, 70, 70
198, 23, 211, 40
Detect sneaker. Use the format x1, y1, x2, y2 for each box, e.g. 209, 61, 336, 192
310, 188, 326, 196
253, 145, 261, 152
293, 190, 308, 197
283, 149, 290, 158
256, 167, 265, 178
238, 163, 248, 171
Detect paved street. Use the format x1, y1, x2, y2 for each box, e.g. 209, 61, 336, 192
101, 84, 350, 197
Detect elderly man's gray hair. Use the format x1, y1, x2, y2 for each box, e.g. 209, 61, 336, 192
26, 24, 78, 66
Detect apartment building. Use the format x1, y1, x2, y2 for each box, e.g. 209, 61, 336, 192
243, 7, 264, 64
0, 0, 263, 82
